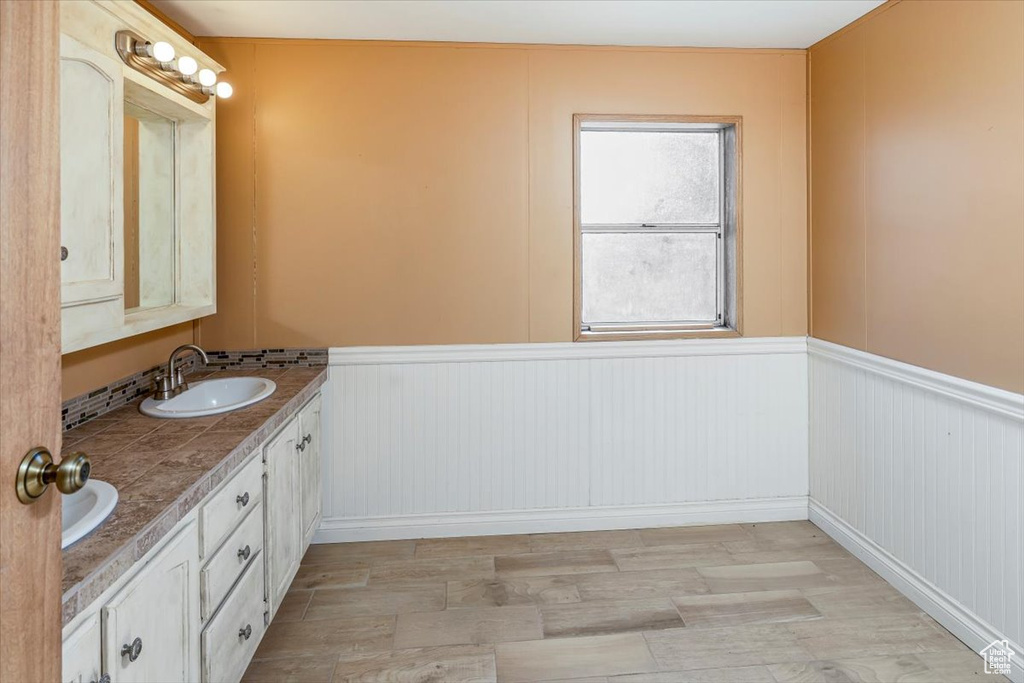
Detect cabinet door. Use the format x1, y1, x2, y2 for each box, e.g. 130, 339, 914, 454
103, 523, 199, 683
59, 33, 123, 306
298, 394, 322, 547
62, 613, 102, 683
264, 418, 301, 620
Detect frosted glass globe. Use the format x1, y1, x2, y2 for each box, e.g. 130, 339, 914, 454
177, 56, 198, 76
152, 41, 175, 63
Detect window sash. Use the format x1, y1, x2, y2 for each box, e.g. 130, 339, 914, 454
580, 229, 724, 330
576, 118, 734, 337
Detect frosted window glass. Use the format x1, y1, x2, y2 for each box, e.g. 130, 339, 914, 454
582, 232, 718, 323
580, 130, 720, 225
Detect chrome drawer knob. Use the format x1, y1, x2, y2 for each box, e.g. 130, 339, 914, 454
121, 636, 142, 662
303, 434, 312, 445
92, 674, 111, 683
236, 491, 249, 507
239, 623, 252, 640
295, 440, 306, 452
238, 544, 251, 561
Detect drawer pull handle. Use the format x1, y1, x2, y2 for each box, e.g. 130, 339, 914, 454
121, 636, 142, 662
238, 544, 251, 561
92, 674, 111, 683
303, 434, 312, 445
239, 624, 252, 640
295, 440, 305, 452
236, 491, 250, 507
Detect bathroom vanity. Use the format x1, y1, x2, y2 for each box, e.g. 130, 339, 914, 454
60, 368, 325, 683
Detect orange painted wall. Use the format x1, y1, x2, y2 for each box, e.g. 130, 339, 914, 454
60, 322, 193, 400
197, 39, 808, 348
809, 0, 1024, 392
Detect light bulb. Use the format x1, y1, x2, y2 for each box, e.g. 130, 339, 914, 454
177, 56, 198, 76
198, 68, 217, 87
152, 41, 175, 63
215, 82, 233, 98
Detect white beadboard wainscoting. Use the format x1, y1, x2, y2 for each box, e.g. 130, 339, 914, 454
317, 337, 809, 542
809, 338, 1024, 683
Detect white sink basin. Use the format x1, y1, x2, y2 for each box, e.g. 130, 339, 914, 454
139, 377, 276, 419
62, 479, 118, 549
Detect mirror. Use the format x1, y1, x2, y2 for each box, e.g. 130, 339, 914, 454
124, 102, 176, 312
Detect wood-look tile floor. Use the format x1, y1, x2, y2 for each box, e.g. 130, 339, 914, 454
243, 522, 1001, 683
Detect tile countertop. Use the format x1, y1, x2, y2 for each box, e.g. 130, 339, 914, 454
60, 367, 327, 627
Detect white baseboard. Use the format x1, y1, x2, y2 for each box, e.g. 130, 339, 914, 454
810, 499, 1023, 683
315, 496, 809, 543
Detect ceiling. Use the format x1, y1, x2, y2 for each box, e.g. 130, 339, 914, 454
150, 0, 885, 49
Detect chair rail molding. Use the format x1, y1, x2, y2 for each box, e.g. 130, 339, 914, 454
809, 338, 1023, 683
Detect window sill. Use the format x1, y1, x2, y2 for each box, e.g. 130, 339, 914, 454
575, 327, 741, 342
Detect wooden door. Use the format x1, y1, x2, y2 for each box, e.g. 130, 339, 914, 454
263, 418, 301, 619
0, 1, 63, 681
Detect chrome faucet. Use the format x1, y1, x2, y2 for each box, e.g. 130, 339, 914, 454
152, 344, 209, 400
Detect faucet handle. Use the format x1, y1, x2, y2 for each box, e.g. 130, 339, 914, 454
152, 374, 175, 401
175, 368, 189, 393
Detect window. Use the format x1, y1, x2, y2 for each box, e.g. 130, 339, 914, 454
574, 116, 740, 340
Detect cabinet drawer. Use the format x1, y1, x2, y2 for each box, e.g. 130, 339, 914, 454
201, 456, 262, 558
201, 501, 264, 621
202, 552, 265, 683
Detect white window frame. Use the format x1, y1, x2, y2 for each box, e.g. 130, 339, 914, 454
573, 114, 742, 341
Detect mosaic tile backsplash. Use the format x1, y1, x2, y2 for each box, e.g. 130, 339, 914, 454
61, 347, 327, 431
205, 347, 328, 370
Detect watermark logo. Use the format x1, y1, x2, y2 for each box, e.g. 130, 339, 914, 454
980, 639, 1015, 676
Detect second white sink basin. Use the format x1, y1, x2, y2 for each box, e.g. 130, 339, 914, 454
139, 377, 277, 419
63, 479, 117, 549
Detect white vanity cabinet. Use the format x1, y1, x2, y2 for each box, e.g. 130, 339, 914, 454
62, 613, 102, 683
102, 523, 200, 683
298, 395, 323, 546
62, 387, 323, 683
264, 418, 302, 619
265, 394, 323, 618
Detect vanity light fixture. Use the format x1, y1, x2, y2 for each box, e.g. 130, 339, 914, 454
114, 30, 233, 104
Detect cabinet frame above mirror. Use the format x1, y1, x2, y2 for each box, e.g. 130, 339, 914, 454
59, 0, 220, 354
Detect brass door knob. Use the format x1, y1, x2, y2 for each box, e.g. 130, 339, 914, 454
16, 447, 91, 504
